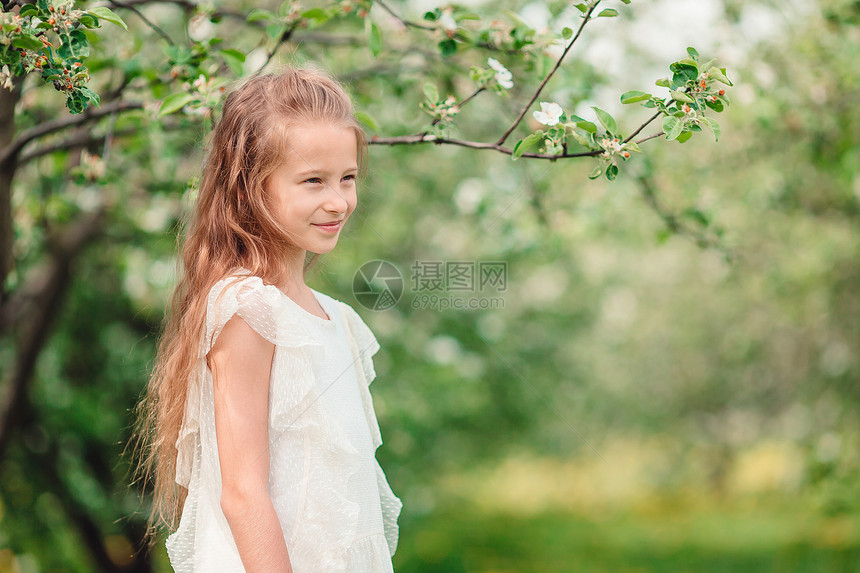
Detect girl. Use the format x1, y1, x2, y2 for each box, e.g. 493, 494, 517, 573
132, 66, 402, 572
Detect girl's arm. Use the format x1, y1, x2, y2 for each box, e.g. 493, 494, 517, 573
208, 315, 293, 573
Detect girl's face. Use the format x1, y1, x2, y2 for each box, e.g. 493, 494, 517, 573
266, 121, 359, 255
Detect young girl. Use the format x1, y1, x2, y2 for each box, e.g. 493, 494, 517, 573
133, 66, 402, 572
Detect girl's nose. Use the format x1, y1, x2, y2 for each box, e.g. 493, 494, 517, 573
323, 183, 350, 212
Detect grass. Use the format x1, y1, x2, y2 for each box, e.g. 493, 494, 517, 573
392, 494, 860, 573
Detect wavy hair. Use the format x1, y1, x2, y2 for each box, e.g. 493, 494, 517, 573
129, 65, 367, 545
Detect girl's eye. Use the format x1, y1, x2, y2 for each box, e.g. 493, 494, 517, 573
342, 174, 356, 182
304, 177, 323, 184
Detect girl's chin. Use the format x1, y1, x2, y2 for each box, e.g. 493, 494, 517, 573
306, 241, 338, 255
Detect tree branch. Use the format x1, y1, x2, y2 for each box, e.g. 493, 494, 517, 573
0, 99, 144, 166
369, 128, 665, 160
0, 209, 106, 460
496, 1, 601, 146
0, 74, 24, 299
103, 0, 247, 22
636, 173, 736, 261
18, 128, 137, 165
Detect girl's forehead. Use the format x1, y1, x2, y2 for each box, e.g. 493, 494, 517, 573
275, 123, 358, 171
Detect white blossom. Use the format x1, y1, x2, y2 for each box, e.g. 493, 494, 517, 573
439, 11, 456, 34
533, 101, 563, 126
487, 57, 513, 89
0, 65, 13, 91
192, 74, 210, 92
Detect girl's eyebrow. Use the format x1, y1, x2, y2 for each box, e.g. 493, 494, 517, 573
295, 166, 359, 178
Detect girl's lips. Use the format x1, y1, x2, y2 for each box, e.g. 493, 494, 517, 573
312, 221, 342, 233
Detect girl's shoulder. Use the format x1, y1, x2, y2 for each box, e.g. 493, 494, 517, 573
203, 268, 301, 352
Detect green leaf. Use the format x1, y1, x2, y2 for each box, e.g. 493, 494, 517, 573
266, 24, 285, 40
78, 86, 100, 106
662, 116, 683, 140
78, 14, 98, 28
562, 27, 572, 40
605, 164, 619, 181
620, 0, 632, 4
438, 38, 457, 57
670, 90, 693, 104
574, 3, 588, 14
684, 208, 710, 227
620, 90, 651, 104
366, 19, 383, 58
159, 92, 195, 116
12, 35, 43, 51
705, 98, 725, 113
87, 7, 128, 31
592, 107, 617, 135
655, 78, 671, 88
670, 62, 698, 87
598, 8, 619, 17
569, 130, 592, 148
66, 92, 85, 114
703, 117, 721, 141
576, 120, 597, 133
708, 67, 733, 86
301, 8, 331, 25
676, 131, 693, 144
58, 30, 89, 59
220, 49, 245, 76
686, 46, 699, 60
423, 83, 439, 103
220, 48, 245, 62
247, 9, 274, 23
355, 111, 379, 131
19, 4, 38, 17
588, 164, 602, 179
568, 115, 597, 133
512, 132, 543, 160
677, 58, 699, 70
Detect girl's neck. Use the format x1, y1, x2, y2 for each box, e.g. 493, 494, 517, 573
276, 247, 311, 295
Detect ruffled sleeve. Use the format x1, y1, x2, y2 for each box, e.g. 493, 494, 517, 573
339, 302, 381, 386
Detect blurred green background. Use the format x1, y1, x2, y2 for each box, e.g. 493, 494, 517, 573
1, 0, 858, 571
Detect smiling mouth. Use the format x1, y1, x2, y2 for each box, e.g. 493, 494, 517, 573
312, 221, 343, 231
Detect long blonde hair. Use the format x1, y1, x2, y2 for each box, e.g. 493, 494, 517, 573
130, 66, 367, 545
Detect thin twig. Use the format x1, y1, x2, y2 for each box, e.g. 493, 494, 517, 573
458, 86, 485, 108
624, 110, 662, 143
636, 131, 663, 145
108, 0, 175, 44
431, 87, 484, 127
259, 24, 298, 73
496, 1, 601, 146
374, 0, 435, 30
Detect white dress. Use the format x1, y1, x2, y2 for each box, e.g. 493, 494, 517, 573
165, 271, 402, 572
